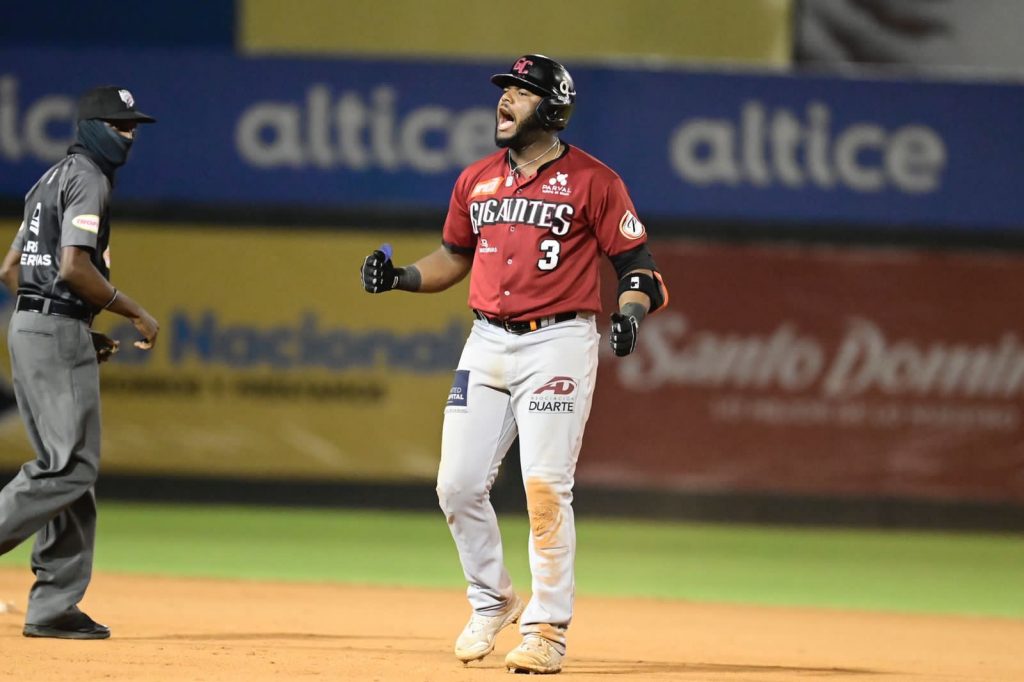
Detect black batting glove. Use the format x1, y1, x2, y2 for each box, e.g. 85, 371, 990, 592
608, 312, 639, 357
361, 250, 399, 293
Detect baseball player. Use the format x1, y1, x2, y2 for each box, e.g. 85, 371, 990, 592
361, 55, 667, 674
0, 85, 159, 639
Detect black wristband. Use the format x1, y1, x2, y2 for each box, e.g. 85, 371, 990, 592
621, 301, 646, 324
396, 265, 422, 292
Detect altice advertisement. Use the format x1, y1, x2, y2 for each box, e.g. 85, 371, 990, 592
1, 48, 1023, 230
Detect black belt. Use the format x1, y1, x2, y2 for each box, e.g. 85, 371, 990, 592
474, 310, 577, 335
16, 295, 93, 322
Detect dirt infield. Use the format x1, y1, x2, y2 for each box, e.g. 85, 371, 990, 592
1, 567, 1021, 681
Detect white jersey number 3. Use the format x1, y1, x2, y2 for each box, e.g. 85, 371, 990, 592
538, 239, 560, 271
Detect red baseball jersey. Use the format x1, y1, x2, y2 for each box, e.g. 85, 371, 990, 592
442, 144, 648, 321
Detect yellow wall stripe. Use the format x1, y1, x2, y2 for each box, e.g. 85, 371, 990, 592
239, 0, 792, 66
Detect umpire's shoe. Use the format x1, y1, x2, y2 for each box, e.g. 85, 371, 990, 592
23, 609, 111, 640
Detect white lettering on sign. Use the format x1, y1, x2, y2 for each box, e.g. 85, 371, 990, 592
0, 76, 76, 163
669, 101, 947, 195
617, 312, 1024, 401
821, 318, 1024, 399
236, 85, 494, 173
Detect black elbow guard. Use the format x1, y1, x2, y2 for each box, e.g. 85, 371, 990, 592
617, 271, 669, 313
610, 244, 656, 278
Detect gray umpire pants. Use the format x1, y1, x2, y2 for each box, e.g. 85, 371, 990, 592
0, 310, 101, 624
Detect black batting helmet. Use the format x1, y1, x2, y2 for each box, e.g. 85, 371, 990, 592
491, 54, 576, 130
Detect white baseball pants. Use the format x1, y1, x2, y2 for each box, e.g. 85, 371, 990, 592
437, 314, 599, 650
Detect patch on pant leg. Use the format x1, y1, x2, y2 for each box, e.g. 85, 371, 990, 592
445, 369, 470, 412
528, 376, 577, 414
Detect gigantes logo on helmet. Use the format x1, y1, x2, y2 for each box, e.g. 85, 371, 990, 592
512, 58, 533, 75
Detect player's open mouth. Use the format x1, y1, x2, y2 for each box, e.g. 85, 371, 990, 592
497, 108, 515, 133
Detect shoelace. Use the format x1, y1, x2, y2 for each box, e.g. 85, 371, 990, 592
465, 612, 500, 634
523, 637, 548, 651
519, 636, 563, 657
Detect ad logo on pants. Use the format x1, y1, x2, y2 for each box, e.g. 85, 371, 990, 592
529, 376, 577, 414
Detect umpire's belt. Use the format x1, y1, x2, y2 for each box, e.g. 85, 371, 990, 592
16, 295, 93, 322
474, 310, 577, 335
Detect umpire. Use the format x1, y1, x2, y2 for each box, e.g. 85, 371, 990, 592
0, 85, 159, 639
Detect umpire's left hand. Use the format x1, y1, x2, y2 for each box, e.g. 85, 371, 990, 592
89, 330, 120, 363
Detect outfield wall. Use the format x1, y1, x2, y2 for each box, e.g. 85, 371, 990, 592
586, 242, 1024, 505
0, 225, 467, 482
1, 46, 1021, 523
0, 225, 1019, 509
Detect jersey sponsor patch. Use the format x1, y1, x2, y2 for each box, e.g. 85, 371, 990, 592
71, 214, 100, 233
445, 369, 470, 411
528, 375, 577, 414
471, 177, 504, 197
619, 210, 645, 240
541, 171, 571, 197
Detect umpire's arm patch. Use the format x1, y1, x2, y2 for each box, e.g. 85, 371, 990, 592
445, 369, 470, 412
71, 214, 100, 233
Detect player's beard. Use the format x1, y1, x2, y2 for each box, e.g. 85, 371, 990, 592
495, 112, 546, 151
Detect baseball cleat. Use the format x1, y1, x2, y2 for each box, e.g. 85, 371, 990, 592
505, 635, 564, 674
454, 594, 526, 663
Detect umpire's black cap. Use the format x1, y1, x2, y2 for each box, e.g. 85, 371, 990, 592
76, 85, 157, 123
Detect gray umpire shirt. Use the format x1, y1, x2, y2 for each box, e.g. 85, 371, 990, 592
12, 153, 111, 306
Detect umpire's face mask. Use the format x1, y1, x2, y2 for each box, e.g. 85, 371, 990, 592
76, 119, 133, 170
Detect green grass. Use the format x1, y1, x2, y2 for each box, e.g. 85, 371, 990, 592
1, 502, 1021, 619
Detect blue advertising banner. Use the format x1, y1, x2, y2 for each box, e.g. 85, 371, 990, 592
1, 48, 1022, 230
